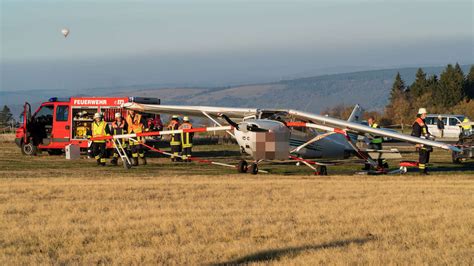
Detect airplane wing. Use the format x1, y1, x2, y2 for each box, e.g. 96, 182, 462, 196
123, 102, 460, 152
288, 109, 461, 152
123, 102, 258, 119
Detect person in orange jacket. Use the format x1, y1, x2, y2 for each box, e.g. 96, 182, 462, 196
179, 116, 194, 162
167, 115, 181, 162
126, 110, 146, 166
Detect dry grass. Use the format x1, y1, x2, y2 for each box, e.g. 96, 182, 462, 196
0, 143, 473, 264
0, 133, 15, 143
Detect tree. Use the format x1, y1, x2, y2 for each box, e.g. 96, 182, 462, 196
385, 73, 411, 131
410, 68, 428, 98
0, 105, 13, 127
465, 65, 474, 99
389, 72, 405, 101
435, 64, 465, 108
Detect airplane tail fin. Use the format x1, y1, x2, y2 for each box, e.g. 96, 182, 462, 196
346, 104, 364, 144
347, 104, 364, 123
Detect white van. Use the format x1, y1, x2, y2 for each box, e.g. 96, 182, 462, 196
425, 114, 465, 139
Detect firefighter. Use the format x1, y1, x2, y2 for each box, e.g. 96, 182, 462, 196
364, 116, 388, 170
411, 108, 432, 175
110, 112, 127, 166
179, 116, 194, 162
90, 112, 111, 166
461, 117, 472, 136
126, 110, 146, 166
167, 115, 181, 162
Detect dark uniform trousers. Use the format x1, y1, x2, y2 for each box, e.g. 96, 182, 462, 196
129, 131, 145, 159
112, 123, 127, 160
181, 132, 193, 160
92, 142, 107, 164
412, 117, 431, 173
170, 134, 182, 160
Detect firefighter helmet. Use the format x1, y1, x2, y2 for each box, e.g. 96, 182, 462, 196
183, 116, 189, 122
93, 112, 102, 119
418, 108, 427, 115
115, 112, 122, 118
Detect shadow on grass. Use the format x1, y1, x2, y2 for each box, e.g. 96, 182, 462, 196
145, 149, 241, 158
431, 162, 474, 172
210, 236, 376, 265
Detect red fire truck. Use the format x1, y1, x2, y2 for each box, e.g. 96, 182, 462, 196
15, 96, 161, 155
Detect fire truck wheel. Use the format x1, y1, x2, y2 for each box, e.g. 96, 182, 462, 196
123, 160, 132, 170
237, 160, 248, 173
249, 163, 258, 175
21, 142, 38, 156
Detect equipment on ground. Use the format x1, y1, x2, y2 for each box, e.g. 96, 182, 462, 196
65, 144, 80, 160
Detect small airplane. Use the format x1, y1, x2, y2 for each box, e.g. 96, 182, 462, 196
93, 102, 460, 175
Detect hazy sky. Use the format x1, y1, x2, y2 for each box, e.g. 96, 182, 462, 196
1, 0, 473, 91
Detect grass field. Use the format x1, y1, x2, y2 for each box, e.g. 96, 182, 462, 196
1, 140, 473, 264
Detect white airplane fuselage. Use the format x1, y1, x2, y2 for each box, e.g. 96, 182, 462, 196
234, 119, 353, 160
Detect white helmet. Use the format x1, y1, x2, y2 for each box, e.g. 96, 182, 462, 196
183, 116, 189, 122
115, 112, 122, 118
93, 112, 102, 119
418, 108, 427, 115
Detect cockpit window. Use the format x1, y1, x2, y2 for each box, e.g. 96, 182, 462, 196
261, 111, 289, 121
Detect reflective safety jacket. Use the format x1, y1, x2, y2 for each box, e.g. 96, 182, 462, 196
91, 120, 111, 143
179, 122, 193, 148
168, 120, 181, 145
126, 113, 144, 134
370, 123, 383, 144
462, 118, 472, 131
112, 120, 127, 135
412, 117, 430, 138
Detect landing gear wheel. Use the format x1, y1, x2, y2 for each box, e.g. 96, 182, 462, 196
21, 142, 38, 156
316, 165, 328, 176
249, 163, 258, 175
123, 160, 132, 169
237, 160, 248, 173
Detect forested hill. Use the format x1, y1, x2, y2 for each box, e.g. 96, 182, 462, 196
129, 65, 472, 113
1, 64, 472, 117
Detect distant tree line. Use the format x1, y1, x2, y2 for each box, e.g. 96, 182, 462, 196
324, 63, 474, 129
385, 63, 474, 129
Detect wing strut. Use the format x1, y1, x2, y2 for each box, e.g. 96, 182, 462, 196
290, 132, 336, 153
202, 111, 236, 138
286, 121, 379, 169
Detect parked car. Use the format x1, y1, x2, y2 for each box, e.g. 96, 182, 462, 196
425, 114, 465, 139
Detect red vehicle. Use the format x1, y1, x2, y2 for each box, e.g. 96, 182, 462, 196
15, 96, 161, 155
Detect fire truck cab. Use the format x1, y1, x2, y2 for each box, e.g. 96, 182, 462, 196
15, 96, 161, 156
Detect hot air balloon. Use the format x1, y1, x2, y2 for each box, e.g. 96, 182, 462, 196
61, 28, 70, 38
